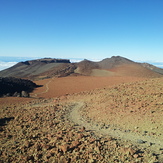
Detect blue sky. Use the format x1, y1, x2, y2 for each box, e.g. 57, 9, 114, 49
0, 0, 163, 62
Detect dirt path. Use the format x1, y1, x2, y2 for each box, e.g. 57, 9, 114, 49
1, 97, 162, 162
39, 79, 52, 94
22, 98, 163, 154
68, 102, 163, 150
28, 99, 163, 161
32, 78, 54, 97
32, 77, 163, 156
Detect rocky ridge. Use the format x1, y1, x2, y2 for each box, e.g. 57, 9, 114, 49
0, 56, 162, 79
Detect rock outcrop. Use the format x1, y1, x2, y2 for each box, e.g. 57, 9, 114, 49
0, 77, 38, 97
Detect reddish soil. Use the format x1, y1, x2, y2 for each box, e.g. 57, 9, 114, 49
110, 64, 163, 78
1, 76, 163, 162
1, 98, 155, 163
31, 76, 146, 98
0, 97, 33, 105
65, 78, 163, 147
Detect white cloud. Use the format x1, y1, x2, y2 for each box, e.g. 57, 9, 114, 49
153, 63, 163, 68
146, 62, 163, 68
90, 59, 102, 62
70, 58, 83, 63
0, 61, 17, 71
70, 58, 102, 63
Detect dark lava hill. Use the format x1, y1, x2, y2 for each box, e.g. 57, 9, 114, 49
0, 56, 162, 79
0, 77, 38, 97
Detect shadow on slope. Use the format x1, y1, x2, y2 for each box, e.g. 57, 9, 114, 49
0, 117, 14, 127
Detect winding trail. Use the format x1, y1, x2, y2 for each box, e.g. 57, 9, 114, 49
32, 77, 54, 97
39, 79, 52, 94
67, 102, 163, 154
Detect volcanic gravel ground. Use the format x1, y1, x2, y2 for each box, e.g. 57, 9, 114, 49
63, 78, 163, 162
0, 98, 161, 163
0, 77, 163, 162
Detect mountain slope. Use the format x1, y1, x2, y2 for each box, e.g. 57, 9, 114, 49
0, 58, 71, 79
141, 63, 163, 75
97, 56, 135, 69
109, 63, 162, 78
75, 56, 162, 78
0, 56, 162, 79
74, 59, 99, 75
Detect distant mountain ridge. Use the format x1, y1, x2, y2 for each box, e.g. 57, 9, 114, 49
140, 62, 163, 75
22, 58, 70, 65
98, 56, 135, 69
0, 56, 163, 80
0, 58, 73, 79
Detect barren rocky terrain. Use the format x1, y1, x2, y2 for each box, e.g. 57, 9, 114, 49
0, 56, 163, 80
0, 56, 163, 163
0, 76, 163, 162
31, 76, 146, 98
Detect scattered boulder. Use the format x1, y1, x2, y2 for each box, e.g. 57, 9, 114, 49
136, 139, 145, 144
13, 92, 21, 97
21, 91, 29, 97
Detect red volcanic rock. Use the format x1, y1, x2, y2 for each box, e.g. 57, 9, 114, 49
58, 156, 67, 163
68, 131, 73, 138
94, 146, 101, 154
133, 154, 139, 158
80, 126, 86, 132
60, 144, 69, 153
71, 140, 80, 148
0, 77, 162, 162
89, 137, 96, 144
77, 133, 84, 139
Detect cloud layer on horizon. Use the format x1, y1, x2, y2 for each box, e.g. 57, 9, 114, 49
0, 57, 163, 71
0, 61, 17, 71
